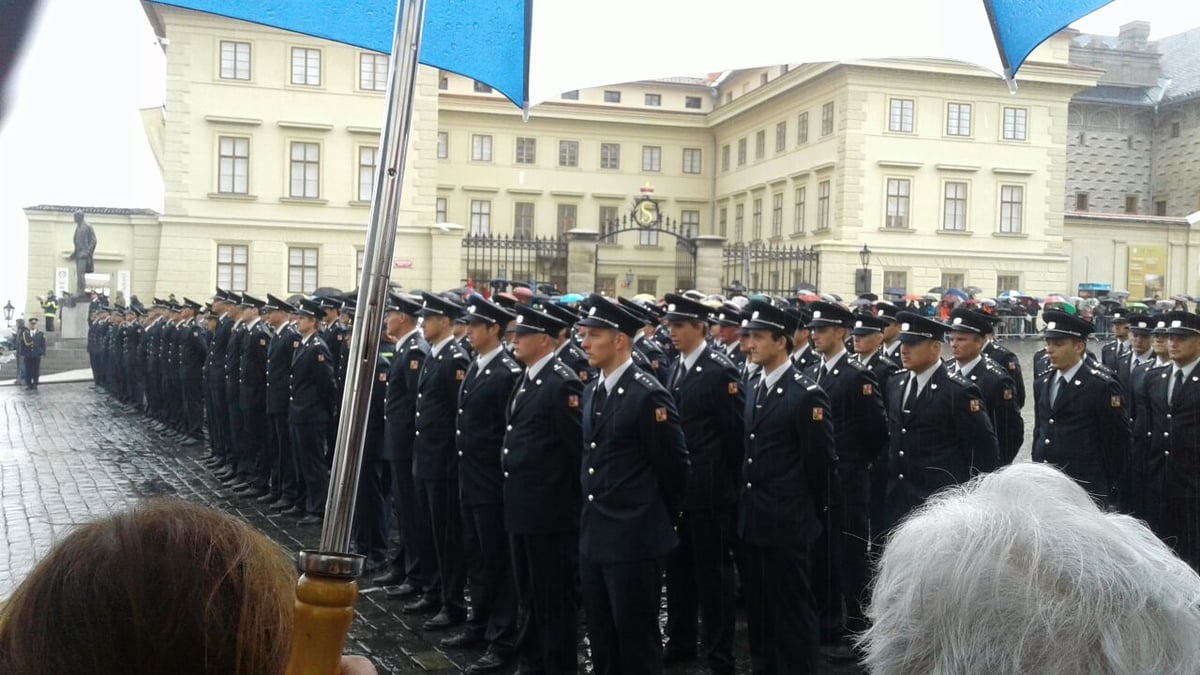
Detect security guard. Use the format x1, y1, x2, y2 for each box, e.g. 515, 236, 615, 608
178, 298, 208, 447
577, 293, 687, 675
41, 292, 57, 332
377, 294, 431, 596
1101, 308, 1132, 370
289, 297, 337, 525
262, 294, 301, 511
947, 308, 1024, 468
503, 304, 583, 675
738, 299, 837, 674
805, 301, 887, 660
660, 294, 743, 674
407, 292, 471, 630
883, 312, 998, 534
1141, 310, 1200, 570
1032, 310, 1129, 509
236, 294, 271, 497
448, 296, 523, 671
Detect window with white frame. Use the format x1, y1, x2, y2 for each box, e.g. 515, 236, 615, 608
561, 90, 579, 100
941, 272, 965, 290
942, 181, 967, 231
685, 96, 702, 109
946, 102, 972, 136
217, 136, 248, 194
885, 178, 910, 228
355, 249, 365, 281
515, 137, 536, 164
559, 140, 578, 167
639, 225, 659, 246
997, 275, 1020, 295
681, 210, 699, 239
637, 278, 657, 295
889, 98, 914, 132
290, 47, 320, 85
469, 199, 491, 236
721, 145, 730, 171
437, 131, 448, 159
473, 80, 492, 93
219, 41, 251, 80
514, 202, 535, 238
793, 186, 806, 233
817, 180, 830, 230
755, 130, 766, 159
604, 90, 621, 103
641, 146, 661, 172
734, 203, 745, 242
435, 197, 447, 223
999, 185, 1024, 233
357, 146, 377, 201
718, 207, 728, 237
644, 93, 661, 106
682, 148, 702, 174
289, 142, 320, 198
471, 134, 493, 161
883, 270, 908, 294
359, 53, 388, 91
775, 121, 787, 152
556, 204, 577, 237
752, 198, 763, 240
600, 143, 620, 169
771, 193, 783, 237
216, 244, 248, 291
287, 247, 318, 293
599, 205, 619, 238
797, 112, 809, 144
821, 101, 834, 135
737, 138, 747, 166
1003, 107, 1027, 141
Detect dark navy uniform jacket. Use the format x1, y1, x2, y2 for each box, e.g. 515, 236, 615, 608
289, 332, 336, 422
791, 343, 820, 371
1032, 363, 1129, 506
265, 323, 298, 416
555, 339, 594, 384
383, 329, 428, 462
580, 363, 687, 565
884, 364, 998, 526
954, 356, 1024, 468
804, 353, 887, 469
456, 348, 524, 506
179, 319, 208, 377
1143, 365, 1200, 499
502, 358, 584, 534
224, 321, 245, 397
1101, 339, 1128, 371
363, 340, 394, 462
634, 333, 670, 386
668, 346, 745, 511
205, 316, 232, 388
984, 340, 1026, 408
239, 320, 269, 410
738, 364, 837, 549
413, 338, 470, 481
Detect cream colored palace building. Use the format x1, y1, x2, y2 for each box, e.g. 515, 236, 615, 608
30, 4, 1184, 315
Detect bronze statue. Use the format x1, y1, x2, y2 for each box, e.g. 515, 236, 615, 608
68, 210, 96, 297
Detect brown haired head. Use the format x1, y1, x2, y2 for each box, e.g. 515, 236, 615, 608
0, 499, 296, 675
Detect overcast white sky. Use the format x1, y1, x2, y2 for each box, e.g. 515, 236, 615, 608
1, 0, 1198, 315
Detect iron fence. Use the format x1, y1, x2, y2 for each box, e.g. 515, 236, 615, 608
461, 233, 568, 294
721, 242, 820, 296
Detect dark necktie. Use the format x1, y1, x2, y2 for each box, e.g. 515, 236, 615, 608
1052, 375, 1068, 406
593, 384, 608, 417
816, 363, 828, 384
1172, 370, 1185, 407
510, 378, 528, 414
673, 361, 687, 388
903, 378, 920, 412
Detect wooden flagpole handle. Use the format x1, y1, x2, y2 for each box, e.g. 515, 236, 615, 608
285, 573, 359, 675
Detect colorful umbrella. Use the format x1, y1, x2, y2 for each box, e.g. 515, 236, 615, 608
999, 289, 1024, 299
944, 288, 970, 301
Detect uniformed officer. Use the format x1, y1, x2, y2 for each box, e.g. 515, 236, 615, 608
143, 302, 165, 429
177, 298, 208, 447
503, 304, 583, 675
874, 301, 902, 363
660, 294, 743, 674
1122, 313, 1159, 518
219, 295, 247, 484
406, 292, 472, 631
618, 297, 670, 386
882, 312, 998, 535
788, 306, 819, 371
976, 313, 1027, 408
804, 301, 887, 661
202, 291, 233, 469
577, 294, 687, 675
353, 301, 393, 573
262, 294, 301, 511
1140, 310, 1200, 570
235, 294, 271, 497
446, 296, 522, 671
738, 299, 837, 674
946, 308, 1024, 468
713, 303, 746, 369
1101, 308, 1132, 370
288, 297, 337, 525
543, 302, 594, 384
1032, 310, 1129, 509
124, 306, 146, 410
377, 294, 431, 597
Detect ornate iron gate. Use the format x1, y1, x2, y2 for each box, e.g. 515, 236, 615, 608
721, 242, 820, 296
461, 234, 568, 294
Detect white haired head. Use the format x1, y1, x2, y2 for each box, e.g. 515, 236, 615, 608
858, 463, 1200, 675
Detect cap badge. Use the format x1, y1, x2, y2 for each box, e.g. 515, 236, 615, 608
468, 305, 477, 313
901, 323, 911, 331
751, 311, 760, 319
1046, 322, 1056, 330
813, 311, 822, 319
855, 320, 863, 328
953, 317, 963, 324
1173, 320, 1183, 327
667, 304, 676, 311
515, 315, 525, 324
589, 307, 598, 316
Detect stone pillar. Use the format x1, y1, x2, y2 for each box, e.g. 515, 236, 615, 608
693, 235, 727, 295
59, 303, 90, 339
566, 229, 599, 293
427, 223, 466, 291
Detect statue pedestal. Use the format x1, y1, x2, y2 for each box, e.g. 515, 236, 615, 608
60, 303, 90, 339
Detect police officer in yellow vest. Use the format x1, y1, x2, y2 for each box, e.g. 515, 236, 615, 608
41, 291, 57, 332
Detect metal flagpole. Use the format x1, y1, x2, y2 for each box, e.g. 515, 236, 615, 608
285, 1, 426, 672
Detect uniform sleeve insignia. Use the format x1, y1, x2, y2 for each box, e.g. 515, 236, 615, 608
1007, 361, 1017, 371
862, 383, 873, 396
316, 353, 325, 362
568, 395, 580, 408
1003, 388, 1014, 401
378, 373, 387, 382
410, 359, 419, 370
1111, 395, 1121, 408
812, 407, 824, 421
455, 369, 466, 381
968, 399, 981, 413
655, 407, 668, 422
728, 382, 739, 395
579, 371, 590, 382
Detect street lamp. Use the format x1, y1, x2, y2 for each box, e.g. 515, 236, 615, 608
624, 268, 635, 288
855, 244, 873, 295
3, 300, 13, 327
